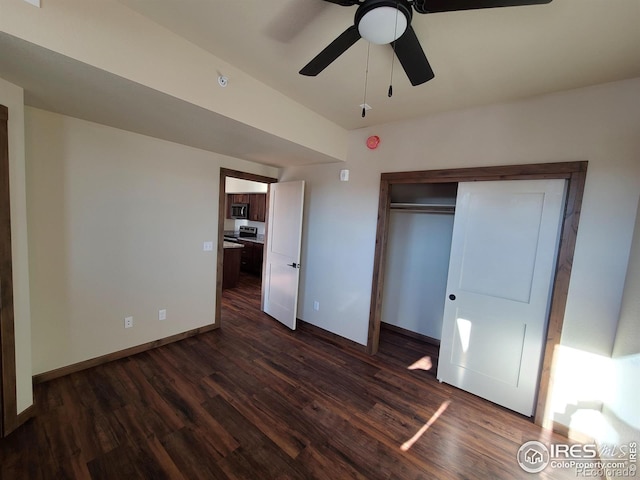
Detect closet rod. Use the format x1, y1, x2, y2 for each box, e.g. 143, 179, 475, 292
390, 203, 455, 214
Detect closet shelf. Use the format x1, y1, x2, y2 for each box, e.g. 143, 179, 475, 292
390, 202, 456, 214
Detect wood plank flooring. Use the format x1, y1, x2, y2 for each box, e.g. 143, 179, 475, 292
1, 273, 581, 479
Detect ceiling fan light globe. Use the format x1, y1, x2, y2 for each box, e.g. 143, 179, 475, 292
357, 6, 408, 45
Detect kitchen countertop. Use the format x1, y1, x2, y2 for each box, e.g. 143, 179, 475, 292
224, 232, 265, 245
223, 241, 244, 249
237, 236, 264, 245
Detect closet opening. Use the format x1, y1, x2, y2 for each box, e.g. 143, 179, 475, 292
380, 183, 458, 372
368, 161, 587, 426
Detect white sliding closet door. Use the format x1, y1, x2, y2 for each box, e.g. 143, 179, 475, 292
437, 179, 565, 416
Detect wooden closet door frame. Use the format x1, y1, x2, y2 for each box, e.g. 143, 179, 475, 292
367, 161, 588, 427
0, 104, 18, 437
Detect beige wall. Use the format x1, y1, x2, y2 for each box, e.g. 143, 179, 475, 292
613, 195, 640, 361
281, 78, 640, 429
604, 195, 640, 436
25, 108, 278, 374
0, 77, 33, 413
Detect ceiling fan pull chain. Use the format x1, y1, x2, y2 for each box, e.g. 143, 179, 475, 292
362, 41, 371, 118
389, 0, 400, 98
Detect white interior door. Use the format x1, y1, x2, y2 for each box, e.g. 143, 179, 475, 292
437, 179, 565, 416
263, 181, 305, 330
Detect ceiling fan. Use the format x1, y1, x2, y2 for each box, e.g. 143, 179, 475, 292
300, 0, 552, 86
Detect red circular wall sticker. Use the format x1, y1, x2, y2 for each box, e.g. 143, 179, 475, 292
366, 135, 380, 150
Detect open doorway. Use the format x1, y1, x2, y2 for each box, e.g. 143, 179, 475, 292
215, 169, 277, 327
368, 162, 588, 425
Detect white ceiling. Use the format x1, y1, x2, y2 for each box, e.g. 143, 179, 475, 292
3, 0, 640, 167
119, 0, 640, 130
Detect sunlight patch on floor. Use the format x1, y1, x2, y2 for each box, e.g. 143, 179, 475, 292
401, 400, 451, 451
408, 356, 433, 371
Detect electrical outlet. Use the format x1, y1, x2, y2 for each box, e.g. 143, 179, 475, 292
159, 309, 167, 321
313, 301, 320, 311
203, 241, 214, 252
124, 316, 133, 328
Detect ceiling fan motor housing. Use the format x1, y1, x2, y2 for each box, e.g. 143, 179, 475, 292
355, 0, 413, 44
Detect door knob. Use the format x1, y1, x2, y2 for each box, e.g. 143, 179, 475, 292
287, 262, 300, 268
449, 294, 456, 301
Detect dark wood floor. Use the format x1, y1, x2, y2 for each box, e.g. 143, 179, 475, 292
0, 273, 579, 479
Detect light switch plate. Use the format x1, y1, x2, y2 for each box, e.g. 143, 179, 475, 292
203, 241, 214, 251
159, 309, 167, 321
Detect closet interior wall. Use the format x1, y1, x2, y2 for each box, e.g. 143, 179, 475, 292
381, 183, 457, 342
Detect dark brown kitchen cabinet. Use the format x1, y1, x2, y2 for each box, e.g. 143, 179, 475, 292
253, 243, 264, 273
248, 194, 266, 222
222, 246, 241, 289
231, 193, 250, 203
238, 240, 264, 276
226, 193, 266, 220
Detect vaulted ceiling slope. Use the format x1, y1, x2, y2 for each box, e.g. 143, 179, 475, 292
2, 0, 640, 167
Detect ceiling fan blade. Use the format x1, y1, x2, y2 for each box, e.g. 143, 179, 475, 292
416, 0, 551, 14
300, 25, 361, 76
391, 25, 435, 86
322, 0, 360, 5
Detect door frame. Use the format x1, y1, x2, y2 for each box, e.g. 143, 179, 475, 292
368, 161, 588, 426
0, 104, 18, 437
215, 168, 278, 327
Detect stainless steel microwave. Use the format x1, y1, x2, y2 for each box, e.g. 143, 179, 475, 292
230, 203, 248, 219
